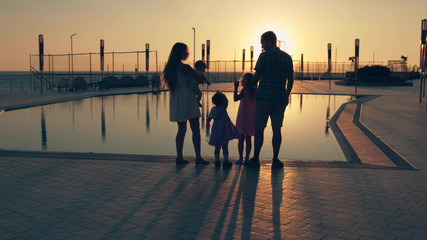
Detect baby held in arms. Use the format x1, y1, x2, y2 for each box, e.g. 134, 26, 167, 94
188, 60, 211, 107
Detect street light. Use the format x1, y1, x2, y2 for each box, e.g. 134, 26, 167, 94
355, 38, 360, 93
192, 28, 196, 65
71, 33, 77, 80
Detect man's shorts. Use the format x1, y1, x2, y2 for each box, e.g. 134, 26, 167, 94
254, 100, 287, 129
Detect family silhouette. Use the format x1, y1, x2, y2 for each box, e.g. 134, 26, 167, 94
161, 31, 294, 168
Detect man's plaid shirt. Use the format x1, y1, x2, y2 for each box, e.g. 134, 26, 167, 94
254, 47, 293, 103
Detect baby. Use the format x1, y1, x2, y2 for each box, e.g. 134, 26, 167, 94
189, 60, 211, 107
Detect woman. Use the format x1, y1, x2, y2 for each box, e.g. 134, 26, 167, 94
162, 42, 209, 165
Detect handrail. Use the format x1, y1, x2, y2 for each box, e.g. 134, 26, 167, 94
30, 66, 55, 90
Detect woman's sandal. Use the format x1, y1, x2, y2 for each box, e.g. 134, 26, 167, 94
176, 158, 190, 165
195, 157, 210, 165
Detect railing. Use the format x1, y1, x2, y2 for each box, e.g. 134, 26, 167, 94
0, 55, 414, 93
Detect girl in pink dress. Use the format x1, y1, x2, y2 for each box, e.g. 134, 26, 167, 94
234, 73, 257, 164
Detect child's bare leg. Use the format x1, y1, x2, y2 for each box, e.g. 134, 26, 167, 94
222, 143, 229, 156
222, 143, 232, 167
237, 134, 244, 162
245, 135, 252, 161
214, 146, 221, 167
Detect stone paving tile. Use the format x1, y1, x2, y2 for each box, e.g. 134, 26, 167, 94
0, 157, 426, 239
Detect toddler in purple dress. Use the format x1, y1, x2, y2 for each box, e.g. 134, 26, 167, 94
206, 92, 240, 167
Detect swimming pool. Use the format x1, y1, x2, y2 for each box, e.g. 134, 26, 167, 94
0, 92, 354, 161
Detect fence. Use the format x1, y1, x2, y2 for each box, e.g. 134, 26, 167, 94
3, 52, 412, 92
191, 60, 385, 83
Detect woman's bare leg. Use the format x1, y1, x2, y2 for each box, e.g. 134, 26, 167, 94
189, 117, 209, 164
238, 134, 244, 162
176, 121, 188, 163
245, 135, 252, 161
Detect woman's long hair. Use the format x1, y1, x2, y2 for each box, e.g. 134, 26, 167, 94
161, 43, 188, 93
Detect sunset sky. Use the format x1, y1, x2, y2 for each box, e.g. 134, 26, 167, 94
0, 0, 426, 71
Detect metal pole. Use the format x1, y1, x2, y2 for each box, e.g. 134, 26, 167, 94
48, 55, 51, 88
242, 49, 245, 72
156, 51, 158, 75
206, 40, 210, 83
100, 39, 104, 83
68, 53, 71, 83
52, 55, 54, 89
29, 54, 32, 91
145, 43, 150, 79
112, 52, 115, 77
71, 33, 77, 81
301, 54, 304, 80
202, 44, 205, 62
90, 52, 92, 84
39, 34, 44, 93
137, 51, 139, 74
335, 47, 337, 77
250, 46, 254, 72
328, 43, 331, 89
192, 28, 196, 66
355, 39, 360, 93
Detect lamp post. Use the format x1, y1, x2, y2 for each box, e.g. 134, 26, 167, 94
202, 44, 205, 62
71, 33, 77, 81
39, 34, 44, 93
250, 46, 254, 72
242, 49, 245, 72
328, 43, 332, 89
301, 53, 304, 80
100, 39, 104, 82
192, 28, 196, 65
355, 39, 360, 93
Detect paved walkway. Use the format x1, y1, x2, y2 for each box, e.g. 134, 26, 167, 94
1, 80, 426, 239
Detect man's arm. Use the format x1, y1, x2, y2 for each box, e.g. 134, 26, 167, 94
286, 73, 294, 97
250, 71, 261, 91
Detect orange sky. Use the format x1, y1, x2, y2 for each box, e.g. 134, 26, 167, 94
0, 0, 426, 71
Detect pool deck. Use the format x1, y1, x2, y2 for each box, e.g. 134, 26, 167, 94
1, 80, 426, 239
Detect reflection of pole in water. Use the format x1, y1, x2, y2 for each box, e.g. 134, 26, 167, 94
155, 93, 159, 122
299, 94, 303, 112
41, 107, 47, 150
137, 94, 140, 122
101, 98, 106, 142
146, 95, 150, 133
90, 98, 93, 122
72, 101, 75, 132
325, 95, 330, 135
113, 96, 116, 120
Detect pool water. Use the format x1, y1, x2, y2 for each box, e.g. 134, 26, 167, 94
0, 92, 354, 161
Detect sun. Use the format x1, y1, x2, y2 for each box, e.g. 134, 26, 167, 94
249, 24, 294, 56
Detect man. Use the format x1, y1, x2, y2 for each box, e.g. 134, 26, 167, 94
246, 31, 294, 169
